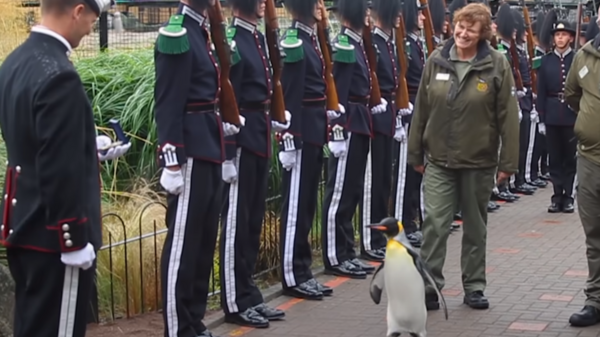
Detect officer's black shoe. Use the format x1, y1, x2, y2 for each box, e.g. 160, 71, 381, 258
361, 249, 385, 262
198, 329, 219, 337
454, 212, 462, 220
425, 293, 440, 311
569, 305, 600, 327
225, 308, 269, 328
487, 201, 500, 212
450, 222, 460, 232
284, 281, 323, 300
253, 303, 285, 321
540, 172, 551, 180
497, 191, 517, 202
349, 258, 375, 274
324, 260, 367, 279
529, 178, 548, 188
407, 231, 423, 247
307, 278, 333, 296
463, 291, 489, 309
511, 185, 535, 195
548, 203, 562, 213
563, 202, 575, 213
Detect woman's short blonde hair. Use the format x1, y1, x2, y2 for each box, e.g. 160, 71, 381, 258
452, 3, 493, 41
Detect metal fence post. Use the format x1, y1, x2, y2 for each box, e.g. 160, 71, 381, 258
99, 12, 109, 51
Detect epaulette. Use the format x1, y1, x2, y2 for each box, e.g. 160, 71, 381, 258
532, 55, 542, 70
226, 27, 241, 66
496, 43, 507, 54
332, 34, 356, 63
280, 28, 304, 63
157, 14, 189, 55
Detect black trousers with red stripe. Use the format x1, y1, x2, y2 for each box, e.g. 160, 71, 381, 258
219, 148, 269, 315
7, 248, 94, 337
161, 159, 222, 337
279, 144, 324, 289
358, 132, 391, 253
321, 132, 370, 269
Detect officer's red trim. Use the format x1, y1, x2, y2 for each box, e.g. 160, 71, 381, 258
1, 167, 13, 239
46, 217, 88, 252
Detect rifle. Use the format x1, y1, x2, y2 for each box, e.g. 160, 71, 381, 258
264, 0, 286, 123
395, 14, 410, 110
509, 39, 524, 91
207, 0, 241, 126
521, 4, 537, 94
575, 0, 584, 49
442, 0, 452, 40
418, 0, 436, 55
363, 19, 383, 108
316, 0, 340, 111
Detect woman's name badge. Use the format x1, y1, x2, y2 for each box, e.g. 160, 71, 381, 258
436, 73, 450, 81
579, 66, 588, 79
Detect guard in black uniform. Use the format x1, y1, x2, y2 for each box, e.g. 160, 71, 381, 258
321, 0, 387, 279
155, 1, 239, 336
279, 0, 336, 301
510, 9, 538, 196
0, 0, 110, 335
359, 0, 402, 262
392, 0, 426, 247
218, 0, 288, 328
536, 10, 577, 214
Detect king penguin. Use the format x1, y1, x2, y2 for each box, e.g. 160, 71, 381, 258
367, 217, 448, 337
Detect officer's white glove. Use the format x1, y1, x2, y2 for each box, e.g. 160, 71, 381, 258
328, 140, 347, 158
538, 123, 546, 135
61, 243, 96, 270
398, 102, 414, 116
371, 98, 388, 114
532, 92, 537, 100
518, 110, 523, 122
222, 160, 237, 183
394, 124, 407, 143
278, 150, 297, 171
222, 122, 240, 136
96, 135, 132, 161
517, 88, 527, 98
271, 110, 292, 133
160, 168, 184, 195
327, 103, 346, 119
530, 107, 539, 123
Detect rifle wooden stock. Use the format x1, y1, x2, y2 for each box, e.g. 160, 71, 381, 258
317, 0, 339, 111
509, 39, 524, 91
522, 6, 537, 93
441, 0, 452, 40
264, 0, 286, 123
207, 0, 241, 126
418, 0, 436, 55
363, 20, 382, 108
575, 0, 583, 49
395, 15, 410, 110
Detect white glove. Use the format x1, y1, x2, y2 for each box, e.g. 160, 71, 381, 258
222, 122, 240, 136
61, 243, 96, 270
271, 110, 292, 133
371, 98, 388, 114
328, 140, 347, 158
398, 102, 414, 116
530, 108, 539, 123
538, 123, 546, 135
222, 160, 237, 183
160, 168, 184, 195
327, 103, 345, 119
394, 125, 407, 143
518, 110, 523, 122
96, 135, 132, 161
532, 92, 537, 100
278, 150, 297, 171
517, 90, 526, 98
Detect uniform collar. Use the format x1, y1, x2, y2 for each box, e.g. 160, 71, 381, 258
516, 43, 525, 52
342, 27, 362, 44
554, 47, 572, 58
293, 20, 315, 36
408, 32, 419, 41
535, 45, 546, 54
500, 39, 511, 48
373, 27, 391, 41
30, 25, 73, 57
233, 17, 257, 33
182, 5, 206, 27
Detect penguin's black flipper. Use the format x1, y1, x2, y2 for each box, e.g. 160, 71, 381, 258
369, 262, 385, 305
405, 248, 449, 320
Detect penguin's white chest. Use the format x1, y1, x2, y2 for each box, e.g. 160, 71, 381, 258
384, 252, 428, 334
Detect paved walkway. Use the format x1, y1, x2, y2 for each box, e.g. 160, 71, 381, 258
211, 187, 596, 337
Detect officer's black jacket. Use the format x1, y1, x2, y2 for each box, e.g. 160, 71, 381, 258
516, 44, 533, 112
330, 27, 373, 136
280, 20, 328, 149
154, 4, 225, 166
0, 28, 102, 253
405, 32, 426, 124
224, 17, 273, 160
372, 27, 398, 136
536, 48, 576, 126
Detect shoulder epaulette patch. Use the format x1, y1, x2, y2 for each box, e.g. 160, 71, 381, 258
532, 55, 542, 69
333, 34, 356, 63
226, 27, 241, 66
280, 28, 304, 63
157, 14, 189, 55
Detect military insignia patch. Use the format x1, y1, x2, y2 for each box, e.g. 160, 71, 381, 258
476, 79, 488, 92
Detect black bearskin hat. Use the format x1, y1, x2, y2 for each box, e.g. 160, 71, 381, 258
403, 0, 426, 31
229, 0, 261, 16
447, 0, 466, 26
372, 0, 402, 30
495, 3, 515, 40
283, 0, 318, 21
429, 0, 446, 34
585, 18, 599, 42
512, 9, 525, 44
338, 0, 369, 30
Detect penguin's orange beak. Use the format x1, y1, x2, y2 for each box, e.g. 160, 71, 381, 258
366, 224, 386, 231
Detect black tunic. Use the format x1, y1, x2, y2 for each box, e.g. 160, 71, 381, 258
0, 28, 102, 253
536, 48, 576, 126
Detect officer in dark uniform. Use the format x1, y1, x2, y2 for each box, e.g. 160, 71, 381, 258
585, 16, 599, 43
429, 0, 447, 45
321, 0, 387, 279
218, 0, 288, 328
279, 0, 336, 301
0, 0, 110, 335
359, 0, 402, 263
154, 1, 241, 336
510, 9, 538, 196
391, 0, 426, 247
536, 9, 577, 214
